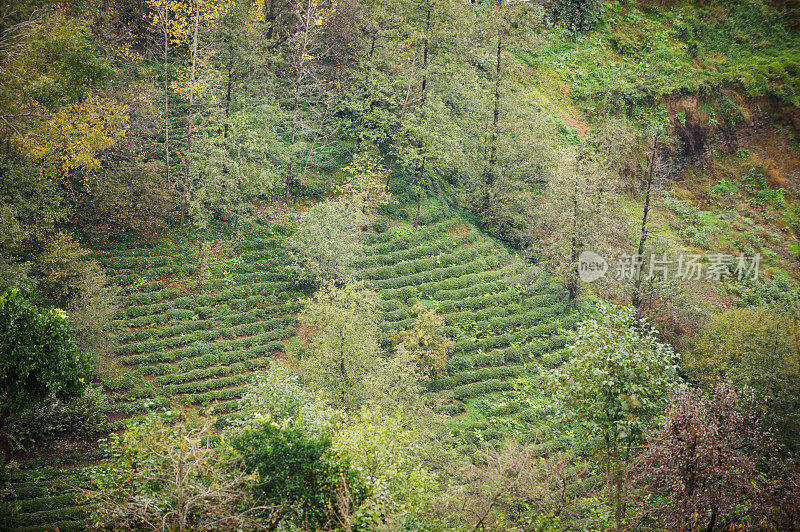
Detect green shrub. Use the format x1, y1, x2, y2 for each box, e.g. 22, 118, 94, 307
429, 366, 524, 392
659, 195, 702, 226
751, 187, 786, 208
554, 0, 604, 36
417, 204, 446, 225
438, 403, 466, 415
364, 219, 457, 255
378, 201, 409, 220
711, 179, 739, 195
11, 505, 90, 527
373, 219, 389, 233
452, 379, 514, 400
680, 224, 712, 249
288, 198, 366, 286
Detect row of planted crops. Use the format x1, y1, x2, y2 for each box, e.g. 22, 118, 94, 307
7, 221, 306, 530
102, 223, 304, 418
8, 214, 576, 529
358, 216, 577, 450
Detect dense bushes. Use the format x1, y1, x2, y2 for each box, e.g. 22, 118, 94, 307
553, 0, 603, 36
76, 161, 171, 242
453, 379, 515, 400
288, 198, 366, 285
357, 229, 479, 268
7, 386, 108, 446
429, 366, 525, 392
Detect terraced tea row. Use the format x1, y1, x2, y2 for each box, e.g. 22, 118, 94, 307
100, 225, 303, 417
360, 218, 576, 444
7, 481, 92, 532
7, 223, 303, 530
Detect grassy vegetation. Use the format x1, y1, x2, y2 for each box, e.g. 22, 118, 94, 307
6, 205, 579, 528
520, 0, 800, 120
5, 1, 800, 528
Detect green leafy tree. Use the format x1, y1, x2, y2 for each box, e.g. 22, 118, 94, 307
546, 302, 680, 524
235, 362, 335, 436
0, 11, 127, 179
437, 440, 595, 531
299, 282, 381, 410
553, 0, 604, 37
34, 232, 118, 353
232, 363, 365, 530
362, 345, 430, 416
76, 160, 172, 242
86, 411, 258, 532
288, 197, 367, 286
7, 385, 108, 447
0, 288, 92, 431
232, 418, 364, 531
281, 0, 341, 199
535, 142, 623, 301
35, 232, 95, 307
686, 306, 800, 452
0, 200, 34, 293
333, 408, 437, 529
340, 151, 391, 208
391, 304, 453, 377
474, 0, 544, 216
0, 11, 125, 292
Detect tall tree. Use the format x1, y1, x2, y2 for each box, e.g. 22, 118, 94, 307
0, 289, 92, 434
0, 12, 128, 180
686, 306, 800, 453
634, 381, 780, 532
472, 1, 543, 216
146, 0, 175, 200
158, 0, 231, 226
546, 302, 680, 526
298, 281, 381, 410
282, 0, 339, 200
86, 411, 260, 532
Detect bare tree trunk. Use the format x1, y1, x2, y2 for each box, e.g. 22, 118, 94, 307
412, 6, 431, 224
0, 406, 9, 455
163, 4, 171, 208
568, 159, 580, 300
196, 239, 203, 289
177, 424, 187, 532
705, 505, 718, 532
286, 77, 301, 200
181, 4, 200, 227
285, 0, 313, 201
632, 135, 658, 313
483, 32, 501, 215
224, 63, 232, 138
265, 0, 275, 39
383, 67, 417, 190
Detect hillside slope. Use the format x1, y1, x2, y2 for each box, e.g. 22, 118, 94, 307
6, 211, 575, 529
358, 214, 576, 451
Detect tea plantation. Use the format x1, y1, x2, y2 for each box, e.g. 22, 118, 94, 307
6, 221, 306, 530
6, 215, 575, 529
359, 216, 577, 450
